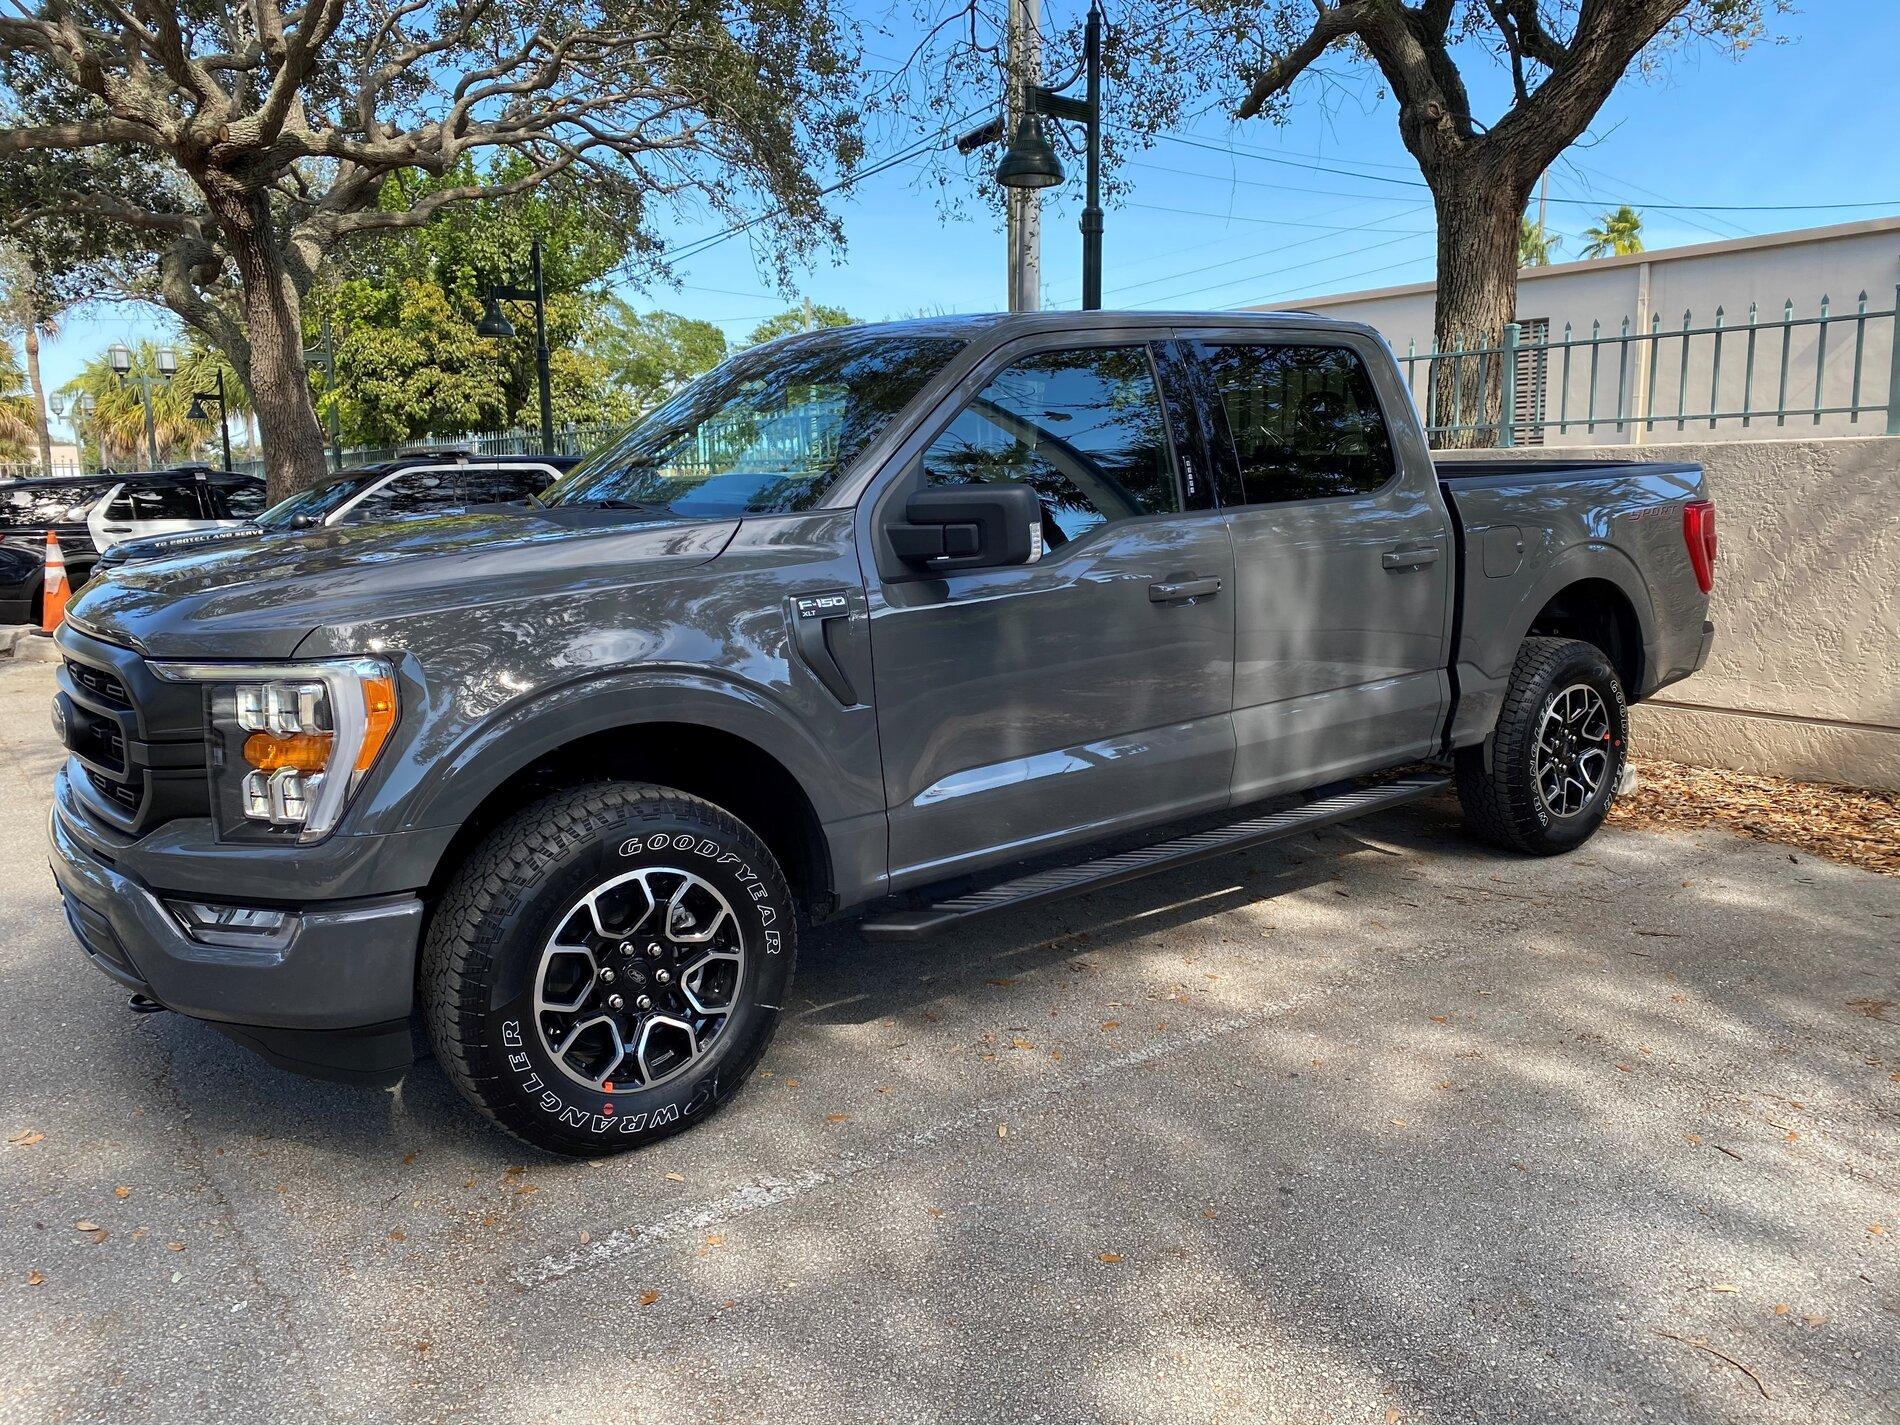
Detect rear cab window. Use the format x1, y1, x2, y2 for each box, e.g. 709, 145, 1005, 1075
1197, 341, 1396, 504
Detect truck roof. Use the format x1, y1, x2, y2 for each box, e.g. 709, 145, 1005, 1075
764, 309, 1385, 345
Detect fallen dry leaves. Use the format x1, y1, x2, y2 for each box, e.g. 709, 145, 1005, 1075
1610, 758, 1898, 874
7, 1129, 44, 1147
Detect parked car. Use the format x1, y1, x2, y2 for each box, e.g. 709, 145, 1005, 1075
49, 313, 1716, 1155
1, 466, 262, 625
93, 450, 580, 573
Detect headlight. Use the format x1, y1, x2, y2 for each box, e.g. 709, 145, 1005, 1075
150, 658, 398, 842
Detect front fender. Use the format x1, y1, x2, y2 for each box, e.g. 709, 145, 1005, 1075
397, 665, 877, 834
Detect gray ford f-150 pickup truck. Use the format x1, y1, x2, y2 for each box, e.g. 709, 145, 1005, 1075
49, 311, 1716, 1155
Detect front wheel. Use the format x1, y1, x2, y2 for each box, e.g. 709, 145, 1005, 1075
1455, 636, 1629, 856
421, 783, 796, 1155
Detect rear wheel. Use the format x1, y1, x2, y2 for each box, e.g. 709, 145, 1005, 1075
1456, 636, 1628, 855
421, 782, 795, 1156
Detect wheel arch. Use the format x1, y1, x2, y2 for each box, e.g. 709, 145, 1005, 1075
409, 676, 853, 916
1505, 544, 1657, 697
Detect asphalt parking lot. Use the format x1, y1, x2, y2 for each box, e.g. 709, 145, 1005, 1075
1, 654, 1895, 1425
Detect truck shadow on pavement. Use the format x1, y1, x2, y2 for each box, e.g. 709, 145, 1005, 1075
18, 781, 1896, 1424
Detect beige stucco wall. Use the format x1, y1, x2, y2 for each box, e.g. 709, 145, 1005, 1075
1462, 436, 1900, 789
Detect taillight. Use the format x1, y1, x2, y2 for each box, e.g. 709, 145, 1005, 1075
1683, 499, 1716, 594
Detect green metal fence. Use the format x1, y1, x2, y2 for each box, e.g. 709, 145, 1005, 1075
1401, 286, 1900, 446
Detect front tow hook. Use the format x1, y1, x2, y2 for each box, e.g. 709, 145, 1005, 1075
127, 994, 168, 1015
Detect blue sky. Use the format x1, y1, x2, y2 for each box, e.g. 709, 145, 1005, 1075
34, 0, 1900, 441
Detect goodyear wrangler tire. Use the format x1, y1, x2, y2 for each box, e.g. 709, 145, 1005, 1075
421, 782, 796, 1156
1454, 637, 1629, 856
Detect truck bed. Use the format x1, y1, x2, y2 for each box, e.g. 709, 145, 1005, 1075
1429, 454, 1711, 751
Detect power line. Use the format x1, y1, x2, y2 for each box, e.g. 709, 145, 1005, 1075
1224, 251, 1440, 311
1129, 228, 1433, 309
1077, 205, 1433, 303
1138, 134, 1900, 214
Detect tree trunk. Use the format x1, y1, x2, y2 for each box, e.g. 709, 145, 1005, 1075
1429, 180, 1527, 450
23, 323, 52, 474
213, 191, 330, 502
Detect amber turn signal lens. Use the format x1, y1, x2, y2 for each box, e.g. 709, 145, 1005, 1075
356, 675, 397, 772
243, 730, 334, 772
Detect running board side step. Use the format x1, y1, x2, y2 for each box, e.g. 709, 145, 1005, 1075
859, 773, 1450, 941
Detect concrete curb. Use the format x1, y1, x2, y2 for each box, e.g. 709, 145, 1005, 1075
0, 624, 60, 661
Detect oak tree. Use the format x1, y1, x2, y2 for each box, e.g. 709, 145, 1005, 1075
0, 1, 860, 496
1102, 0, 1785, 441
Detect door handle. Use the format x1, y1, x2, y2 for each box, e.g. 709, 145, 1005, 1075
1381, 546, 1441, 570
1148, 575, 1223, 604
102, 524, 133, 534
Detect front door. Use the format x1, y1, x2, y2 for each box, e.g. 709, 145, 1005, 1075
866, 339, 1237, 889
1191, 334, 1452, 801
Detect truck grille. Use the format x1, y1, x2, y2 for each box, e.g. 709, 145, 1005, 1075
67, 661, 131, 708
56, 630, 209, 835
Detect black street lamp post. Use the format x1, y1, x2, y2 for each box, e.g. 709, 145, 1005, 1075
475, 236, 555, 454
303, 316, 344, 470
188, 369, 234, 471
963, 0, 1106, 310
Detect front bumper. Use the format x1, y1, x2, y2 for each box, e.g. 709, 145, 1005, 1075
49, 765, 423, 1083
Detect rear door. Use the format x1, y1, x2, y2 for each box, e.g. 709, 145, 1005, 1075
87, 475, 216, 551
864, 334, 1237, 888
1190, 331, 1451, 801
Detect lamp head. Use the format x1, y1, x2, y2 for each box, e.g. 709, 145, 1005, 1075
995, 112, 1065, 190
107, 342, 132, 376
475, 293, 516, 340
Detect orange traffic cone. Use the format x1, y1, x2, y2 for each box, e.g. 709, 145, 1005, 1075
39, 530, 69, 635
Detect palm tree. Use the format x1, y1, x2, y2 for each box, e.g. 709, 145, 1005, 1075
0, 340, 34, 462
0, 247, 61, 473
1580, 205, 1644, 259
62, 340, 226, 468
1519, 217, 1560, 268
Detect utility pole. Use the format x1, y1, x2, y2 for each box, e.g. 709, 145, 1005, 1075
1005, 0, 1041, 313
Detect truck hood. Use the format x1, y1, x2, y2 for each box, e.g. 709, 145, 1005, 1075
68, 508, 740, 659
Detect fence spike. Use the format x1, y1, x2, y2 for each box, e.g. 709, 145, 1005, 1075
1814, 294, 1832, 424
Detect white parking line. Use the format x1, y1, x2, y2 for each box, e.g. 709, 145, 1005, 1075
511, 941, 1452, 1289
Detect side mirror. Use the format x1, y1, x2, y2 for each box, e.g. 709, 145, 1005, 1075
888, 482, 1040, 570
288, 512, 321, 530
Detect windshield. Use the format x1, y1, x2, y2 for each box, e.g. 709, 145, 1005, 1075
544, 330, 964, 517
255, 470, 386, 529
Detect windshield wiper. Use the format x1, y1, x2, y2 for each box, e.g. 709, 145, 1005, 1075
569, 497, 671, 514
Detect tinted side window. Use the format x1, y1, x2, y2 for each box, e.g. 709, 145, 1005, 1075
0, 483, 114, 526
212, 477, 267, 518
1202, 343, 1395, 503
341, 470, 468, 523
106, 480, 206, 520
921, 346, 1177, 547
458, 465, 552, 506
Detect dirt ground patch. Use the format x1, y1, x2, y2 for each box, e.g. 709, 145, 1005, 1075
1612, 756, 1899, 874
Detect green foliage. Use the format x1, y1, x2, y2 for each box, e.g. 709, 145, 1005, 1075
1581, 205, 1645, 259
594, 302, 731, 409
312, 160, 642, 444
746, 303, 857, 347
0, 338, 31, 459
1519, 218, 1561, 268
